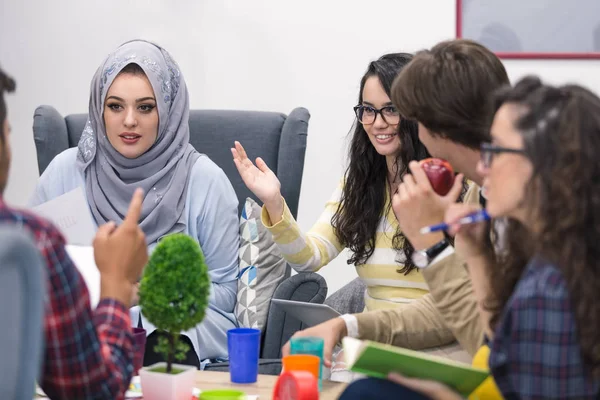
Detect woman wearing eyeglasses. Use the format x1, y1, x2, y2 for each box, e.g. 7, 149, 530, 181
233, 53, 474, 361
459, 77, 600, 398
342, 77, 600, 399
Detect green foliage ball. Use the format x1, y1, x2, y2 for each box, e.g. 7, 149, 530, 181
139, 234, 211, 334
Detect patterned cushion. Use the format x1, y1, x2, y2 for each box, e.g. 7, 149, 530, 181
235, 198, 288, 330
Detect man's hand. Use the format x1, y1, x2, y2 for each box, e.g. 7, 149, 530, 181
392, 161, 464, 250
282, 317, 348, 368
94, 188, 148, 307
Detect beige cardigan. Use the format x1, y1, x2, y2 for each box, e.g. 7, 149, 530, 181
354, 184, 484, 356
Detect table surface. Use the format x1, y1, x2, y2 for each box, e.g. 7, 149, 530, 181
195, 370, 347, 400
36, 370, 348, 399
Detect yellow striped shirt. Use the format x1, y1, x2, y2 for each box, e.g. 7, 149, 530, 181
262, 179, 429, 311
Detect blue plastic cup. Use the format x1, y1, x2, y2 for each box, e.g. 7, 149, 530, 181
227, 328, 261, 384
290, 337, 324, 391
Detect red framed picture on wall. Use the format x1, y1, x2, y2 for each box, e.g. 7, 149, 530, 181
456, 0, 600, 59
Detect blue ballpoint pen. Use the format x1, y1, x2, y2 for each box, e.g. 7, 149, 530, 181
420, 209, 490, 234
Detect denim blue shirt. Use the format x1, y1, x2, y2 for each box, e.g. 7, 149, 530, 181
31, 148, 240, 361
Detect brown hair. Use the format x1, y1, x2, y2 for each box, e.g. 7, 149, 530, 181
0, 66, 16, 129
489, 76, 600, 377
391, 39, 509, 149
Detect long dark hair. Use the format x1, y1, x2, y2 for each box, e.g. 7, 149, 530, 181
488, 76, 600, 377
331, 53, 430, 271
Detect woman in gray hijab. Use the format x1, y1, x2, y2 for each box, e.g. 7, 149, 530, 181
31, 40, 240, 365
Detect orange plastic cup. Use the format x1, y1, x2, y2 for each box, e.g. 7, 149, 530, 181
281, 355, 320, 380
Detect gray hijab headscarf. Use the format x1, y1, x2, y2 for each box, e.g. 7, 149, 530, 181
77, 40, 200, 244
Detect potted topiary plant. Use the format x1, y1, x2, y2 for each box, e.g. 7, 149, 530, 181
138, 233, 211, 400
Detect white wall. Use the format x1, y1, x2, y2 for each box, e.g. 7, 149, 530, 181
2, 0, 600, 295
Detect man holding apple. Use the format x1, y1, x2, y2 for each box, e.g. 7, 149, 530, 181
283, 39, 510, 387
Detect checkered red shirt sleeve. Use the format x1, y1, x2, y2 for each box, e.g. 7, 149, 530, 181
0, 206, 134, 399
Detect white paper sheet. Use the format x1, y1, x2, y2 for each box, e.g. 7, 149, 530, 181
32, 187, 96, 246
66, 245, 100, 309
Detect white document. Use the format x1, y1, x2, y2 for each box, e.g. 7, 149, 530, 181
66, 245, 100, 309
32, 187, 96, 246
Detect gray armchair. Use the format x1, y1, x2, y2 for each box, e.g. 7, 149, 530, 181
0, 226, 45, 399
32, 105, 331, 374
324, 277, 366, 316
33, 106, 309, 217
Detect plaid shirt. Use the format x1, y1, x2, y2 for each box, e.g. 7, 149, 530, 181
0, 200, 134, 399
489, 256, 599, 399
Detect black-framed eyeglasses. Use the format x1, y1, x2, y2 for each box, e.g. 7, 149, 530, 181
353, 105, 400, 125
480, 142, 526, 168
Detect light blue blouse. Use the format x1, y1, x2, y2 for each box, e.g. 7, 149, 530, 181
31, 148, 240, 361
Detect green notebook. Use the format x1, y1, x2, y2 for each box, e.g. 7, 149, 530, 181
343, 337, 489, 396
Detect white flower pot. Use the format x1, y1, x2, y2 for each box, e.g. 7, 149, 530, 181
139, 362, 196, 400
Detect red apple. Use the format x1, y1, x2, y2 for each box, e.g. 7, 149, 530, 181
419, 158, 455, 196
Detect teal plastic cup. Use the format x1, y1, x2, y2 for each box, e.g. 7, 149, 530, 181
289, 337, 324, 391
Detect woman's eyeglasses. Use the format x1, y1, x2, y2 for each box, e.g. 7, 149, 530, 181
480, 142, 526, 168
354, 105, 400, 125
